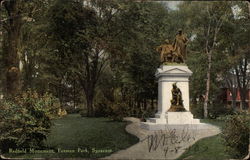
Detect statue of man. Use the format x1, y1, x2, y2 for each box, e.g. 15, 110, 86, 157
173, 29, 188, 60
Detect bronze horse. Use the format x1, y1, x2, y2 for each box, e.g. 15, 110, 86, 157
156, 39, 184, 63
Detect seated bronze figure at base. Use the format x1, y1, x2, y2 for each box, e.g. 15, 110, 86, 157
168, 83, 186, 112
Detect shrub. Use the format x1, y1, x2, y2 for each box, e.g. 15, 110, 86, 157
79, 107, 88, 117
208, 103, 234, 119
140, 108, 155, 122
92, 100, 127, 121
190, 103, 204, 118
190, 103, 234, 119
90, 88, 130, 120
221, 113, 250, 158
94, 102, 112, 117
64, 104, 81, 114
0, 90, 60, 153
109, 102, 128, 121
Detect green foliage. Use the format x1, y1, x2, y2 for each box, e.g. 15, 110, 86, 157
208, 104, 234, 119
0, 0, 249, 124
45, 0, 129, 116
0, 90, 60, 152
96, 2, 169, 119
94, 102, 112, 118
187, 51, 207, 100
177, 1, 250, 116
4, 114, 139, 159
190, 103, 204, 119
94, 87, 129, 121
191, 102, 235, 119
108, 102, 128, 122
64, 105, 81, 114
221, 113, 250, 158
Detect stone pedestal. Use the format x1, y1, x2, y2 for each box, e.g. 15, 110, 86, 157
141, 64, 202, 130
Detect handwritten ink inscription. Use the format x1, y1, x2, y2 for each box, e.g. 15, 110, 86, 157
141, 126, 208, 157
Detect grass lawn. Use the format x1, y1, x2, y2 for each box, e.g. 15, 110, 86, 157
4, 114, 139, 159
200, 119, 225, 128
177, 119, 231, 160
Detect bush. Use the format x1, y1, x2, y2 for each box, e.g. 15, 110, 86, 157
208, 103, 234, 119
0, 90, 60, 153
109, 102, 128, 121
140, 108, 155, 122
79, 107, 88, 117
94, 101, 128, 121
190, 103, 204, 118
190, 103, 234, 119
94, 102, 112, 117
64, 104, 81, 114
221, 113, 250, 158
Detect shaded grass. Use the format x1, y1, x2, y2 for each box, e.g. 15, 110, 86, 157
200, 119, 225, 128
4, 114, 139, 159
177, 119, 231, 160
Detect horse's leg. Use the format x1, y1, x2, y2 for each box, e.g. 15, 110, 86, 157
171, 53, 176, 63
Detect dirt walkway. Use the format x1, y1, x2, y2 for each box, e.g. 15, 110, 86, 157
103, 117, 220, 160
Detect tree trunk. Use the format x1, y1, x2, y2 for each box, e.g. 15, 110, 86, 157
203, 6, 211, 119
3, 0, 22, 96
241, 57, 249, 110
239, 88, 248, 110
80, 48, 105, 117
231, 90, 237, 109
204, 52, 211, 118
143, 99, 147, 110
73, 80, 76, 109
226, 78, 237, 109
248, 1, 250, 18
137, 99, 141, 117
151, 98, 154, 110
85, 91, 94, 117
88, 100, 94, 117
235, 57, 249, 110
202, 3, 225, 118
85, 79, 95, 117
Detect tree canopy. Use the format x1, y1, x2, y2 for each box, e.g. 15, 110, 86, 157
0, 0, 249, 117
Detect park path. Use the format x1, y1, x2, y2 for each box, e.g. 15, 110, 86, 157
103, 117, 220, 160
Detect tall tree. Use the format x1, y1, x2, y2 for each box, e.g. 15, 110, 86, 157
0, 0, 48, 96
103, 1, 171, 116
221, 1, 250, 110
1, 0, 22, 96
202, 3, 231, 118
177, 2, 232, 118
46, 0, 124, 116
235, 57, 249, 109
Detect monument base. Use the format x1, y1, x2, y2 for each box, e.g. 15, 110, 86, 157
141, 111, 202, 130
168, 104, 186, 112
142, 64, 203, 130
